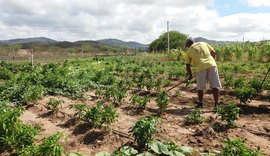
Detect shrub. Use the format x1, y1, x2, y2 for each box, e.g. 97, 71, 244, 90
129, 116, 159, 148
215, 104, 240, 127
185, 109, 204, 125
221, 139, 262, 156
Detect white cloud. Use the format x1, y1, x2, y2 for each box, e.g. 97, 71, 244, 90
0, 0, 269, 43
246, 0, 270, 7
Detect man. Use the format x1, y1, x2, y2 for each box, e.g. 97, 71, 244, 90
185, 37, 221, 108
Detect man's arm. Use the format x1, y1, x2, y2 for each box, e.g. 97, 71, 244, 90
210, 50, 216, 59
186, 64, 193, 80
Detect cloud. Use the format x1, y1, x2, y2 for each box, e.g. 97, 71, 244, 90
246, 0, 270, 7
0, 0, 269, 43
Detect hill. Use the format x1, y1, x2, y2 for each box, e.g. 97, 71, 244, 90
98, 39, 148, 50
0, 37, 58, 45
194, 37, 239, 45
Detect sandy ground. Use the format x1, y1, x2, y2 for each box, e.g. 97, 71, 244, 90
20, 83, 270, 155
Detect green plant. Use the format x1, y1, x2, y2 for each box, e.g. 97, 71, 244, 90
156, 91, 169, 114
249, 78, 262, 92
173, 90, 181, 98
129, 116, 159, 148
185, 109, 204, 125
0, 102, 39, 151
148, 140, 195, 156
70, 103, 89, 120
36, 132, 64, 156
221, 139, 262, 156
84, 102, 118, 128
130, 94, 151, 109
233, 78, 246, 89
112, 146, 138, 156
215, 104, 240, 127
45, 98, 64, 114
235, 87, 255, 104
19, 132, 64, 156
223, 72, 234, 89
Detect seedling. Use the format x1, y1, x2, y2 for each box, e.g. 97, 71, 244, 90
215, 104, 240, 127
45, 98, 64, 114
185, 109, 204, 125
129, 116, 159, 148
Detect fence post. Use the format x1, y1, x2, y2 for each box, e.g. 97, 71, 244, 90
31, 48, 34, 67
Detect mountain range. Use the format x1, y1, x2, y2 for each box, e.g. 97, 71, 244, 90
0, 36, 242, 50
0, 37, 148, 50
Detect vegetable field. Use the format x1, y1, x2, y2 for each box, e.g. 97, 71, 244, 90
0, 52, 269, 156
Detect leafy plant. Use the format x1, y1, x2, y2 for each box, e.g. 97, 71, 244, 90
112, 146, 138, 156
130, 94, 151, 109
70, 103, 89, 120
215, 104, 240, 127
0, 102, 39, 151
129, 116, 159, 148
185, 109, 204, 125
249, 78, 262, 92
45, 98, 64, 114
223, 72, 234, 89
233, 78, 246, 89
148, 140, 195, 156
84, 102, 118, 128
221, 139, 262, 156
18, 132, 64, 156
235, 87, 255, 104
36, 132, 64, 156
156, 91, 169, 114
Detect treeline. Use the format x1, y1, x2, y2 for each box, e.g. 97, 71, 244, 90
149, 31, 270, 62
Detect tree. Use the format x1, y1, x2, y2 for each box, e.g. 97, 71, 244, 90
149, 31, 188, 52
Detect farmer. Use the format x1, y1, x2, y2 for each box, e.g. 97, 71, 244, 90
185, 37, 222, 108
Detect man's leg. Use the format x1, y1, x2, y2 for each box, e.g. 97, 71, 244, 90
212, 88, 219, 107
196, 70, 207, 108
208, 67, 222, 107
197, 90, 204, 107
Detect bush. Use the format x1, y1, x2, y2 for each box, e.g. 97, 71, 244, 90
221, 139, 262, 156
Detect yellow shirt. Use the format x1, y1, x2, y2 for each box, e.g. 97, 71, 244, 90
185, 42, 217, 73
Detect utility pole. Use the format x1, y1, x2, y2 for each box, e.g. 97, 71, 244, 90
167, 21, 170, 52
31, 48, 34, 67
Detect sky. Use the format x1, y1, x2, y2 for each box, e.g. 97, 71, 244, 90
0, 0, 270, 44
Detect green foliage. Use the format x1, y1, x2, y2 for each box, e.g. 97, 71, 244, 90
233, 78, 246, 89
249, 77, 262, 92
148, 140, 195, 156
215, 104, 240, 127
36, 132, 64, 156
185, 109, 204, 125
19, 132, 64, 156
45, 98, 64, 113
221, 139, 262, 156
0, 101, 39, 150
235, 87, 255, 104
70, 103, 89, 120
223, 72, 234, 89
156, 91, 169, 113
84, 102, 118, 128
130, 94, 151, 109
112, 146, 138, 156
129, 116, 159, 148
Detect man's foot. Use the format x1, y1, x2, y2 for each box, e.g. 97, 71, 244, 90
195, 101, 203, 108
214, 101, 224, 108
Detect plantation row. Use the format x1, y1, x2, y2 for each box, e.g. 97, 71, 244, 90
0, 53, 269, 155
